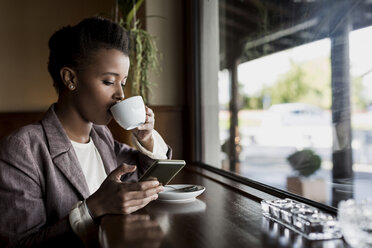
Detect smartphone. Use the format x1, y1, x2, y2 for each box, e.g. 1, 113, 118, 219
139, 159, 186, 185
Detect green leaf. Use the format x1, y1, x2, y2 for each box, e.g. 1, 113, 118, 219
126, 0, 144, 29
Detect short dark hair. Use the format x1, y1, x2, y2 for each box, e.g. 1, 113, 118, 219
48, 16, 129, 93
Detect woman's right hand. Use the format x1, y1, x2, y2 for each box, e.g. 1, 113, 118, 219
86, 163, 163, 218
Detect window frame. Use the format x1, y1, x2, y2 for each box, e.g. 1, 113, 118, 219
185, 0, 358, 215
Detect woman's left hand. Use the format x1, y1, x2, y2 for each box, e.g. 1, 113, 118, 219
132, 106, 155, 152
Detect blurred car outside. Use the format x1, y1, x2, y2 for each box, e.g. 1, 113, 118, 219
254, 103, 332, 149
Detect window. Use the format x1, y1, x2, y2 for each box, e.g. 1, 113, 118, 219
199, 0, 372, 208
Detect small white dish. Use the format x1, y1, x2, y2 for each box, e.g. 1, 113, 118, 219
158, 184, 205, 203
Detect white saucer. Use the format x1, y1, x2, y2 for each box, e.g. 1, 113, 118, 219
157, 184, 205, 203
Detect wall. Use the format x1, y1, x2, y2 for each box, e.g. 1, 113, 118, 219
145, 0, 185, 106
145, 0, 186, 158
0, 0, 112, 111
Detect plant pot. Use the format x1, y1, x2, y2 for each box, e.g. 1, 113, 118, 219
286, 176, 327, 203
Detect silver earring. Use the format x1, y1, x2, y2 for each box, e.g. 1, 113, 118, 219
69, 84, 75, 90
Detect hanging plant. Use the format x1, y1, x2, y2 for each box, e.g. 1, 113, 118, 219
113, 0, 160, 103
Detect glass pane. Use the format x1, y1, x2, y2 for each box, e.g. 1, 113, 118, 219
215, 0, 372, 208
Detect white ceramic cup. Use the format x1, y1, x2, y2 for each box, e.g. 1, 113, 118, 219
110, 96, 146, 130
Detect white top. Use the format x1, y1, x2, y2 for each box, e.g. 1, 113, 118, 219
69, 129, 169, 244
71, 138, 106, 194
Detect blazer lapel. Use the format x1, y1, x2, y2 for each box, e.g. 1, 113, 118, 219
53, 151, 90, 199
41, 105, 90, 199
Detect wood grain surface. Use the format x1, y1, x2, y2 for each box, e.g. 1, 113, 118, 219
99, 165, 349, 248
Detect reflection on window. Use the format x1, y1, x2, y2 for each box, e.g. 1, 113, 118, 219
217, 0, 372, 207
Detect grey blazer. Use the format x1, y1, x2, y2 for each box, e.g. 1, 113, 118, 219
0, 105, 171, 247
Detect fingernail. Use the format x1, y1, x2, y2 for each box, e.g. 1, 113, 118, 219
153, 194, 158, 200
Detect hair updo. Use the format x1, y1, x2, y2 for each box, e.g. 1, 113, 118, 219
47, 16, 129, 93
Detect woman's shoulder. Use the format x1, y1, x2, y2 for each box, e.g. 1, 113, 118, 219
0, 122, 44, 147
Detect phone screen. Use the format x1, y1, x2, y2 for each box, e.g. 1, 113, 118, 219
139, 159, 186, 185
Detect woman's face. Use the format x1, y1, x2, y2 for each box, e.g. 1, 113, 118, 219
72, 48, 130, 125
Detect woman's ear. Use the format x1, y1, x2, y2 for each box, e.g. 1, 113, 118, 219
60, 67, 77, 90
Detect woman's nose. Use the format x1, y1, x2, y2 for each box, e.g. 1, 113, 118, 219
114, 84, 125, 102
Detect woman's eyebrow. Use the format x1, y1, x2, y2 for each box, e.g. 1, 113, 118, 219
101, 72, 128, 79
102, 72, 119, 76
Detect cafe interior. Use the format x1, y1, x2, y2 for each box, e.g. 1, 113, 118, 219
1, 0, 372, 247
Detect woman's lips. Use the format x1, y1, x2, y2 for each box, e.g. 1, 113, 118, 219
108, 101, 120, 118
108, 103, 117, 114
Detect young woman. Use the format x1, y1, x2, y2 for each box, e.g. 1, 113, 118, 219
0, 17, 170, 247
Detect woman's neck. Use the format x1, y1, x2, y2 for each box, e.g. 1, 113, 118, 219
55, 100, 92, 144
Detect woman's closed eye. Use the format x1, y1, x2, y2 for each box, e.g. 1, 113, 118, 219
103, 80, 114, 86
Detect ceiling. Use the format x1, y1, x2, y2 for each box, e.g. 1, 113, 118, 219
219, 0, 372, 68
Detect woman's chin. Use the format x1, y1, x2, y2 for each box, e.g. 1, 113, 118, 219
92, 113, 113, 126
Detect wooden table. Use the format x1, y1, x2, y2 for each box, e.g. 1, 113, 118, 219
99, 165, 349, 248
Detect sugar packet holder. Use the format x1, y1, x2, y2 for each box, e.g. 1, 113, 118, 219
261, 198, 342, 240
